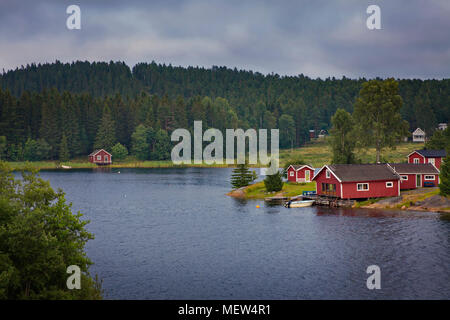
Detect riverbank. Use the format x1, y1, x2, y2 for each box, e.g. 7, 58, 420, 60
227, 181, 316, 200
355, 188, 450, 213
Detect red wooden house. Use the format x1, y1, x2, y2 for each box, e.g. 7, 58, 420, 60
312, 164, 400, 199
287, 165, 315, 182
89, 149, 112, 165
407, 149, 446, 169
388, 163, 440, 190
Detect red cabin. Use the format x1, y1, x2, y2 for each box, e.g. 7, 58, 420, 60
388, 163, 440, 190
287, 165, 315, 183
407, 149, 446, 169
89, 149, 112, 165
312, 164, 400, 199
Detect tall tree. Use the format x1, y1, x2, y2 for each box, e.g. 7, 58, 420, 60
353, 79, 409, 163
94, 106, 116, 152
59, 134, 70, 161
329, 109, 357, 164
230, 163, 257, 189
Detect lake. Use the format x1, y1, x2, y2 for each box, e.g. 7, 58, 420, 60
38, 168, 450, 299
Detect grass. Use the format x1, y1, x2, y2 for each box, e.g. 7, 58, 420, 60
394, 188, 440, 209
279, 137, 425, 167
243, 181, 316, 200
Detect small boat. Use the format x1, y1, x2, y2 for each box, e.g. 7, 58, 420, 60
61, 165, 72, 169
285, 200, 315, 208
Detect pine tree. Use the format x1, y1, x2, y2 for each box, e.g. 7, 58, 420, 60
230, 163, 256, 189
264, 171, 284, 192
94, 106, 116, 152
439, 155, 450, 196
59, 134, 70, 161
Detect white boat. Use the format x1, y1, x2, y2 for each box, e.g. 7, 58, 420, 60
61, 165, 72, 169
285, 200, 315, 208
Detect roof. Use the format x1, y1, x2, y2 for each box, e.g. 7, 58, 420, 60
413, 149, 446, 158
313, 164, 399, 182
288, 164, 314, 171
412, 128, 425, 135
89, 149, 112, 156
388, 163, 439, 174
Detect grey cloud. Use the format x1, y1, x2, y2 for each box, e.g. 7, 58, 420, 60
0, 0, 449, 79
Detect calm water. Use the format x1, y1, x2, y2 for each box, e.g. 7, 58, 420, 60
38, 168, 450, 300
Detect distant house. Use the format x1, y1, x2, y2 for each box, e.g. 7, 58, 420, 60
309, 129, 316, 139
438, 123, 447, 131
89, 149, 112, 165
388, 163, 440, 189
287, 165, 315, 183
407, 149, 446, 169
312, 164, 400, 199
412, 128, 426, 142
318, 130, 327, 138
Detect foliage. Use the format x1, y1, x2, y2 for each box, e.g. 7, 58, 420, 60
111, 143, 128, 161
59, 134, 70, 161
439, 156, 450, 196
131, 125, 150, 161
94, 106, 116, 152
353, 79, 409, 163
425, 127, 450, 150
151, 129, 171, 160
264, 171, 284, 192
23, 138, 52, 161
329, 108, 358, 164
0, 161, 102, 299
0, 136, 6, 159
230, 163, 257, 189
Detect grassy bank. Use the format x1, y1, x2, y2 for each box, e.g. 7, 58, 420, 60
280, 138, 425, 167
240, 181, 316, 200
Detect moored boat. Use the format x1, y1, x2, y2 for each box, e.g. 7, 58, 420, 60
284, 200, 315, 208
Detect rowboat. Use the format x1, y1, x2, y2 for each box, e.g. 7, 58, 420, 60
285, 200, 315, 208
61, 165, 72, 169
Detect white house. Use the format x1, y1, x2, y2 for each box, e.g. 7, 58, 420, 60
438, 123, 447, 131
412, 128, 426, 142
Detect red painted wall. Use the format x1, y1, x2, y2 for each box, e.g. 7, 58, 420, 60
342, 180, 399, 199
288, 167, 314, 182
396, 173, 439, 190
408, 152, 425, 164
314, 168, 342, 198
89, 150, 112, 164
287, 167, 296, 182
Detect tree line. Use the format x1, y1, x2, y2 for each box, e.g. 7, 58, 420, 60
0, 61, 449, 161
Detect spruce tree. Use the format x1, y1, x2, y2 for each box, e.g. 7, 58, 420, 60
94, 106, 116, 152
264, 171, 284, 192
59, 134, 70, 161
230, 163, 256, 189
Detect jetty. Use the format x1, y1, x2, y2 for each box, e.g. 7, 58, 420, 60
302, 194, 355, 207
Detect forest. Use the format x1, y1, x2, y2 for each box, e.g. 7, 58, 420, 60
0, 61, 448, 161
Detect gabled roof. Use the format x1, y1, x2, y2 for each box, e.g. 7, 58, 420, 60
288, 164, 314, 171
89, 149, 112, 156
412, 128, 425, 135
412, 149, 446, 158
388, 163, 439, 174
313, 164, 399, 182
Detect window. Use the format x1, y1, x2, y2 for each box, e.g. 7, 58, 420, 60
104, 156, 108, 161
357, 183, 369, 191
96, 155, 101, 161
326, 169, 330, 178
413, 158, 419, 164
428, 158, 435, 166
386, 182, 393, 188
424, 175, 435, 180
401, 175, 408, 181
290, 171, 294, 176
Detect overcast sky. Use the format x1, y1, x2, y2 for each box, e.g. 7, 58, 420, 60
0, 0, 449, 79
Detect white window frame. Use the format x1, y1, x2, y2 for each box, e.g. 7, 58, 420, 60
357, 183, 369, 191
428, 158, 435, 166
104, 155, 108, 161
326, 169, 330, 178
290, 171, 294, 177
96, 155, 101, 161
413, 158, 419, 164
424, 175, 435, 180
400, 175, 408, 181
386, 181, 393, 188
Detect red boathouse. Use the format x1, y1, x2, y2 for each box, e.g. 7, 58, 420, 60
407, 149, 446, 169
287, 165, 315, 182
388, 163, 440, 190
89, 149, 112, 165
312, 164, 400, 199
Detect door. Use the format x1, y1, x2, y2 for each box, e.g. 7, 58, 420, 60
416, 174, 421, 187
305, 170, 310, 182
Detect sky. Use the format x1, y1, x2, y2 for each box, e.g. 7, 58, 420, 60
0, 0, 449, 79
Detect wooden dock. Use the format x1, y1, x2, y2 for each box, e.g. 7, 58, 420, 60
302, 195, 355, 207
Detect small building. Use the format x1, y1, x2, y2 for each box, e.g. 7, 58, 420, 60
89, 149, 112, 165
407, 149, 446, 169
438, 123, 447, 131
287, 165, 315, 183
412, 128, 426, 142
309, 129, 316, 139
388, 163, 440, 190
318, 129, 327, 138
312, 164, 400, 199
